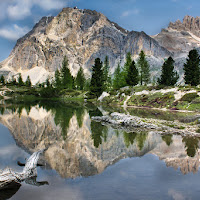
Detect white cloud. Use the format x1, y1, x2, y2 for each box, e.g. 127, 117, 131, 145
7, 0, 32, 20
0, 0, 68, 20
121, 9, 140, 17
0, 24, 30, 40
34, 0, 66, 11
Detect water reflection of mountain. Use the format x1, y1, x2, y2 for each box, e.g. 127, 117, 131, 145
0, 101, 200, 178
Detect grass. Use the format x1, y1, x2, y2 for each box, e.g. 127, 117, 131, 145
179, 92, 199, 102
127, 92, 175, 108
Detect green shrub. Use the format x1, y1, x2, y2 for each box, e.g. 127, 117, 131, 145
180, 93, 199, 102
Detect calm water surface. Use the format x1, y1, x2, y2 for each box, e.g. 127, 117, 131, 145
0, 101, 200, 200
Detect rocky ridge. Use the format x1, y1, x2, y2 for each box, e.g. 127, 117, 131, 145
0, 7, 170, 84
153, 15, 200, 57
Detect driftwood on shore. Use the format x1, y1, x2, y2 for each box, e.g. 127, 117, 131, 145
0, 150, 44, 189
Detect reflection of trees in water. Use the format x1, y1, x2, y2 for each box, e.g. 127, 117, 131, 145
89, 107, 108, 148
123, 132, 137, 148
76, 107, 85, 128
0, 107, 4, 115
136, 132, 147, 151
182, 137, 199, 157
162, 135, 173, 146
123, 131, 147, 150
38, 101, 86, 140
1, 100, 86, 140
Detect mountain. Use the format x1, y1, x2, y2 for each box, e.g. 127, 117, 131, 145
153, 15, 200, 57
152, 15, 200, 82
0, 7, 170, 84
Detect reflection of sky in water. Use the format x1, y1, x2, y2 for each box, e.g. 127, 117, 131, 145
0, 123, 29, 170
1, 103, 200, 199
10, 155, 200, 200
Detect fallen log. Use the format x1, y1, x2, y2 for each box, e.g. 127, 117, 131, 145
0, 150, 44, 189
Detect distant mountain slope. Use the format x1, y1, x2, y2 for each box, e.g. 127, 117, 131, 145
0, 7, 170, 84
153, 15, 200, 57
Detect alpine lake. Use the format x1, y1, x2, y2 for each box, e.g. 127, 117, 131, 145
0, 99, 200, 200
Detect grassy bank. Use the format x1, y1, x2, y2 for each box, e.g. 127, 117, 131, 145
1, 85, 200, 112
100, 86, 200, 112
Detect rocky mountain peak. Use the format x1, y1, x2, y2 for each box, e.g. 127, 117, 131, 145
0, 7, 171, 84
168, 15, 200, 37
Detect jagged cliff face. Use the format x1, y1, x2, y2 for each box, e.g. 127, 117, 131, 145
169, 16, 200, 37
153, 15, 200, 57
0, 105, 199, 178
0, 7, 170, 84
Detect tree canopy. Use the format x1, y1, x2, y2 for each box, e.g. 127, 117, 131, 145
90, 58, 104, 97
137, 50, 150, 85
158, 56, 179, 86
184, 49, 200, 86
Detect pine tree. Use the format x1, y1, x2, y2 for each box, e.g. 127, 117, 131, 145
158, 56, 179, 86
61, 56, 73, 89
112, 63, 122, 89
46, 78, 51, 88
137, 50, 150, 85
25, 76, 31, 87
124, 52, 132, 72
18, 73, 24, 86
103, 56, 112, 90
121, 52, 132, 87
11, 76, 17, 85
0, 75, 5, 85
90, 58, 104, 97
126, 60, 139, 86
54, 69, 61, 88
76, 66, 85, 90
184, 49, 200, 86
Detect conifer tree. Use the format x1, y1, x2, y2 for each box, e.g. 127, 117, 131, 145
54, 69, 61, 88
25, 76, 31, 87
158, 56, 179, 86
90, 58, 104, 97
45, 78, 51, 88
18, 73, 24, 86
0, 75, 5, 85
184, 49, 200, 86
126, 60, 139, 86
103, 56, 112, 90
121, 52, 132, 87
11, 76, 17, 85
76, 66, 85, 90
137, 50, 150, 85
61, 56, 73, 89
113, 63, 122, 89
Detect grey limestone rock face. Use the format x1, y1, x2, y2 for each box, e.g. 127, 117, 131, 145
169, 15, 200, 37
0, 7, 170, 78
153, 15, 200, 56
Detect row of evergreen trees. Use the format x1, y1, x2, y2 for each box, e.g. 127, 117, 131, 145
90, 49, 200, 97
112, 51, 150, 89
1, 48, 200, 98
0, 73, 32, 87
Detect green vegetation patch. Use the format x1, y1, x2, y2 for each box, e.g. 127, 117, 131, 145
180, 92, 199, 102
127, 92, 175, 108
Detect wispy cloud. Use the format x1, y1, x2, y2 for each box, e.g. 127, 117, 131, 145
0, 24, 30, 40
121, 9, 140, 17
7, 0, 32, 20
0, 0, 68, 20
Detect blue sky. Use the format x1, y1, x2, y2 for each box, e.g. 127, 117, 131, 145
0, 0, 200, 61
